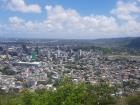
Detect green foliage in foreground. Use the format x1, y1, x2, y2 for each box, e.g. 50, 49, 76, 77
125, 93, 140, 105
0, 78, 140, 105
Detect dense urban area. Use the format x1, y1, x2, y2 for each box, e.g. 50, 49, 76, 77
0, 38, 140, 105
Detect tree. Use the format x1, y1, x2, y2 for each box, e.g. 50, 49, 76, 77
85, 83, 117, 105
3, 78, 118, 105
126, 94, 140, 105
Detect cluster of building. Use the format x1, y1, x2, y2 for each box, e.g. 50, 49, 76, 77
0, 42, 140, 94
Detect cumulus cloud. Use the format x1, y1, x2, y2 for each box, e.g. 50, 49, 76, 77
1, 0, 140, 38
43, 5, 119, 38
5, 0, 41, 13
9, 16, 25, 24
6, 5, 118, 38
111, 0, 140, 21
110, 0, 140, 36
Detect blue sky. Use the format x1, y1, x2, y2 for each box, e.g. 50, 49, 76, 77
46, 0, 116, 15
0, 0, 116, 22
0, 0, 140, 39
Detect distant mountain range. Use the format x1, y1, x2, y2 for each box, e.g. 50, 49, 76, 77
93, 37, 140, 49
0, 37, 139, 49
127, 37, 140, 48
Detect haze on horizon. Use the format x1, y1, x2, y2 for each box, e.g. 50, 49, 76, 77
0, 0, 140, 39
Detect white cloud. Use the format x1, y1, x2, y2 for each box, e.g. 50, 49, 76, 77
110, 0, 140, 37
1, 0, 140, 38
9, 16, 25, 31
6, 0, 41, 13
9, 16, 25, 24
4, 5, 119, 38
43, 5, 119, 38
111, 0, 140, 21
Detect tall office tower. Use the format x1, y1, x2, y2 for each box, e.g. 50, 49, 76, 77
79, 49, 82, 56
31, 51, 37, 61
22, 44, 28, 54
0, 46, 3, 51
35, 46, 39, 55
47, 51, 51, 58
57, 46, 61, 57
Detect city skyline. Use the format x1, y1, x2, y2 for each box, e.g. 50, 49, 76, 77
0, 0, 140, 39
